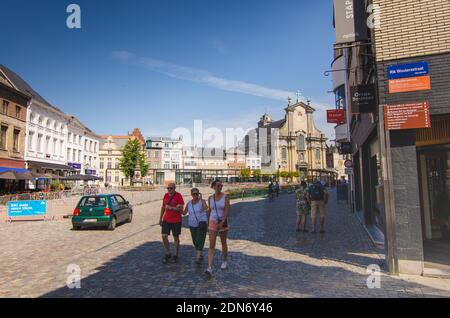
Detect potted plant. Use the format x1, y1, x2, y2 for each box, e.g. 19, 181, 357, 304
434, 193, 450, 241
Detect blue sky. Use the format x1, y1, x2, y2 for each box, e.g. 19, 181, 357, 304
1, 0, 336, 143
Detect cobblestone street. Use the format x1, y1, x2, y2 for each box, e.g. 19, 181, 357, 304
0, 189, 449, 298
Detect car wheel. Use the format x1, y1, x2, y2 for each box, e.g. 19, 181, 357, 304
127, 211, 133, 223
108, 217, 117, 231
73, 225, 81, 231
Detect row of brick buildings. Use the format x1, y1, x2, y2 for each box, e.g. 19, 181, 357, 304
331, 0, 450, 276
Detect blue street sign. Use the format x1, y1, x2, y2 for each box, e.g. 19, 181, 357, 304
7, 200, 46, 218
388, 62, 429, 80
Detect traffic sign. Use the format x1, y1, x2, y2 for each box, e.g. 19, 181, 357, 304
345, 168, 353, 175
344, 160, 353, 168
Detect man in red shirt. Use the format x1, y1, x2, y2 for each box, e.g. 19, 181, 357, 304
159, 183, 185, 264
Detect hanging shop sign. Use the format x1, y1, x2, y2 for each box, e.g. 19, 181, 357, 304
384, 101, 431, 131
350, 84, 377, 113
333, 0, 368, 44
327, 109, 346, 124
338, 142, 353, 155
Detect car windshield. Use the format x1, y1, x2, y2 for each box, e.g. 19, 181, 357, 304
79, 196, 107, 207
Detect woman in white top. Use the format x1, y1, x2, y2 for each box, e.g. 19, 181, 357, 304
205, 179, 230, 276
183, 188, 209, 264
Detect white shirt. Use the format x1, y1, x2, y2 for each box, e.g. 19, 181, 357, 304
209, 194, 226, 222
186, 200, 208, 227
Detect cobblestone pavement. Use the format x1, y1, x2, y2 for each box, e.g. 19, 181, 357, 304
0, 189, 449, 298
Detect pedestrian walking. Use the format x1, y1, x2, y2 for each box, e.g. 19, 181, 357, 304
295, 181, 310, 232
275, 181, 280, 197
268, 181, 275, 200
183, 188, 209, 264
159, 183, 185, 264
307, 179, 328, 234
205, 179, 230, 276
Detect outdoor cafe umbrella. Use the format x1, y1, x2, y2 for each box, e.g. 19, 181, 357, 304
0, 171, 34, 180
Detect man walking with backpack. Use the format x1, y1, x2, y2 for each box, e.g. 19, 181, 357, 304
307, 179, 328, 234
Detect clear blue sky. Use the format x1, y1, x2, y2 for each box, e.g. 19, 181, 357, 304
1, 0, 336, 142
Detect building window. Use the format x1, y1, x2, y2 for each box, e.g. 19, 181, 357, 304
297, 135, 306, 151
28, 131, 34, 151
78, 150, 82, 162
164, 162, 170, 169
315, 149, 321, 161
38, 134, 43, 152
29, 112, 34, 123
164, 151, 170, 159
115, 172, 119, 183
281, 147, 287, 161
73, 149, 76, 162
60, 140, 64, 156
53, 138, 58, 155
15, 106, 21, 118
45, 137, 50, 154
155, 151, 159, 158
53, 121, 57, 131
115, 159, 119, 169
100, 158, 104, 169
38, 116, 43, 126
67, 148, 71, 162
2, 100, 8, 114
107, 158, 112, 169
0, 125, 8, 149
335, 85, 346, 109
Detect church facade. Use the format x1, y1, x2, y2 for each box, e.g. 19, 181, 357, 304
246, 98, 329, 182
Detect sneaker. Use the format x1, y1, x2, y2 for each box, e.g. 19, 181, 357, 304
162, 254, 171, 264
172, 255, 179, 263
195, 257, 202, 265
205, 267, 213, 276
220, 261, 228, 270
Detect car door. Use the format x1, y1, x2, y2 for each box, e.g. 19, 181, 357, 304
114, 195, 128, 223
109, 195, 121, 222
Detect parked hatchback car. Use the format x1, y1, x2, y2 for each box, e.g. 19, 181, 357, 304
72, 194, 133, 231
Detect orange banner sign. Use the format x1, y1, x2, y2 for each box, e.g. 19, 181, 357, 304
384, 102, 431, 131
388, 76, 431, 94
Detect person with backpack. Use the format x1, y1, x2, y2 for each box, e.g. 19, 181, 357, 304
307, 179, 328, 234
295, 181, 310, 232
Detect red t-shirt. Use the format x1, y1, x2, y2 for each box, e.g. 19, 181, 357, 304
162, 192, 185, 223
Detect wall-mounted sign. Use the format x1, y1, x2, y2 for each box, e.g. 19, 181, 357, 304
384, 102, 431, 131
327, 109, 346, 124
68, 162, 82, 170
388, 62, 429, 80
345, 168, 354, 175
333, 0, 368, 44
350, 84, 377, 113
85, 169, 97, 175
8, 200, 46, 218
388, 76, 431, 94
339, 142, 353, 155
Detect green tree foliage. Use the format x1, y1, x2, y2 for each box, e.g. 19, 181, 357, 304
120, 138, 148, 185
240, 168, 251, 178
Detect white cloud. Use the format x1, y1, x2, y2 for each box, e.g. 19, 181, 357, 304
111, 51, 295, 101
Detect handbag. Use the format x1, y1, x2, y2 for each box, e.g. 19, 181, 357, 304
191, 201, 207, 231
213, 195, 228, 228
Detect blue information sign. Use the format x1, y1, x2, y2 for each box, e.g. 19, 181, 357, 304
7, 200, 46, 218
388, 62, 429, 80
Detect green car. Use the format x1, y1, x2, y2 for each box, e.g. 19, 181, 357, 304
72, 194, 133, 231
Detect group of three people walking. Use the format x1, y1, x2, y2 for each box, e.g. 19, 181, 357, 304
159, 179, 230, 276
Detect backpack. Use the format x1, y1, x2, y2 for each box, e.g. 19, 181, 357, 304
309, 183, 325, 201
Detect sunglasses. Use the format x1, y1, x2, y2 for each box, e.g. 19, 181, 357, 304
192, 193, 200, 196
167, 187, 175, 190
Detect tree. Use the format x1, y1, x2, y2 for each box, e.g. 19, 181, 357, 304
120, 138, 147, 186
240, 168, 251, 179
253, 169, 262, 182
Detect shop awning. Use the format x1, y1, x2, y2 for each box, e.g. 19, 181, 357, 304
27, 161, 75, 171
0, 167, 30, 173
